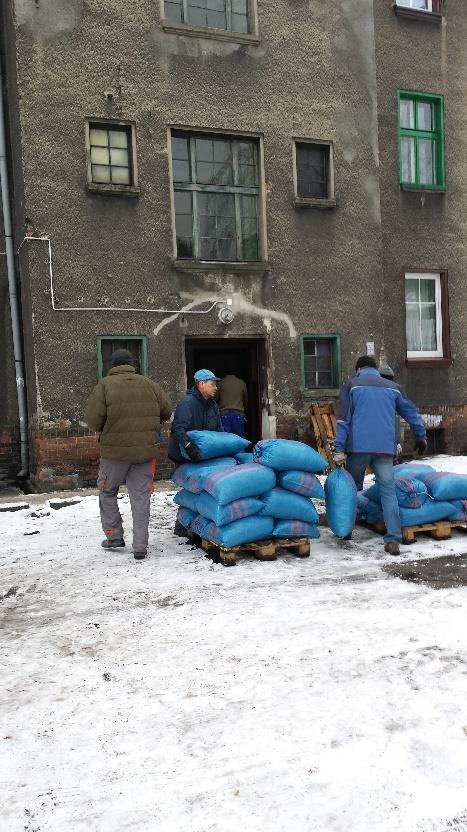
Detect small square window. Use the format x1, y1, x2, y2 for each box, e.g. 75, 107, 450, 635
97, 337, 148, 379
86, 121, 139, 194
293, 141, 335, 208
301, 336, 341, 391
398, 92, 445, 191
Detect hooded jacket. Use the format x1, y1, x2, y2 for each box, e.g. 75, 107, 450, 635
85, 365, 172, 463
335, 367, 426, 455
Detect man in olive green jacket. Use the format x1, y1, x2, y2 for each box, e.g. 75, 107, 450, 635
85, 349, 172, 560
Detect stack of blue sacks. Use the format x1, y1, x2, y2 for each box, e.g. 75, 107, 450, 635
173, 433, 327, 547
357, 462, 467, 528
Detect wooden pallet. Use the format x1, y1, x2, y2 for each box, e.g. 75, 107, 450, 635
368, 518, 467, 545
184, 531, 310, 566
310, 402, 338, 469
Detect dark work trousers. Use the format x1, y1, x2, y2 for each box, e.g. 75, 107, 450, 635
221, 411, 246, 437
97, 458, 156, 554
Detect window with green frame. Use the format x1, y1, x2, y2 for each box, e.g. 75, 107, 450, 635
97, 336, 148, 379
398, 91, 445, 190
171, 131, 261, 261
164, 0, 250, 34
300, 336, 341, 391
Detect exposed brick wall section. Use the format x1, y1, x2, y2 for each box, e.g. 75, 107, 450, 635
0, 426, 20, 479
29, 423, 174, 491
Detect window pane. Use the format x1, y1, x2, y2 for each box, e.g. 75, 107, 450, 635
240, 194, 257, 217
241, 218, 258, 260
189, 7, 208, 27
317, 372, 332, 388
196, 138, 214, 162
101, 339, 143, 377
111, 166, 130, 185
232, 0, 247, 10
110, 148, 129, 167
165, 1, 183, 23
172, 136, 189, 160
405, 304, 420, 351
207, 0, 225, 10
405, 278, 419, 303
175, 191, 193, 259
417, 101, 433, 131
91, 164, 111, 183
207, 9, 227, 28
90, 146, 110, 165
296, 144, 328, 198
218, 238, 236, 260
231, 13, 248, 32
401, 137, 416, 183
412, 0, 430, 9
109, 130, 128, 148
317, 340, 331, 358
89, 128, 108, 147
175, 190, 192, 213
399, 99, 415, 130
198, 192, 236, 261
419, 278, 436, 303
418, 139, 435, 185
420, 304, 437, 351
304, 339, 317, 357
173, 159, 190, 182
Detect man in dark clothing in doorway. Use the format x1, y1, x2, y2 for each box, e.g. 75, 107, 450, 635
168, 369, 223, 465
217, 371, 248, 437
85, 349, 172, 560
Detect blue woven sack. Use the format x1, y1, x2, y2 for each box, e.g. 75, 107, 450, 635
253, 439, 327, 473
186, 430, 250, 460
235, 452, 254, 464
173, 489, 198, 512
273, 520, 320, 539
325, 468, 357, 538
198, 462, 276, 506
419, 471, 467, 501
363, 476, 428, 509
361, 499, 455, 526
393, 463, 436, 479
277, 470, 325, 500
176, 506, 196, 530
195, 491, 264, 527
172, 457, 236, 493
260, 487, 319, 523
447, 500, 467, 521
194, 514, 274, 547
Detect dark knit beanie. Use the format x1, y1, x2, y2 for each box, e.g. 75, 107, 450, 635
110, 349, 136, 368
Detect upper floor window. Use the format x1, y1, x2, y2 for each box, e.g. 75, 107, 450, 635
85, 121, 139, 195
398, 92, 445, 191
397, 0, 432, 10
165, 0, 250, 33
171, 131, 261, 262
293, 139, 336, 208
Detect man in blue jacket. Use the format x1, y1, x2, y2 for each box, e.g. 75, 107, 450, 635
168, 369, 223, 465
334, 355, 427, 555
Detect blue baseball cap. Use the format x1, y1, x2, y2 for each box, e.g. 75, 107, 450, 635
194, 369, 220, 382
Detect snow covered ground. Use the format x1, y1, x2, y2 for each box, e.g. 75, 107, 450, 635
1, 456, 467, 832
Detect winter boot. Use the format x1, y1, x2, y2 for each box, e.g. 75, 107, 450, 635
173, 520, 188, 537
133, 551, 147, 561
384, 540, 400, 556
101, 538, 125, 550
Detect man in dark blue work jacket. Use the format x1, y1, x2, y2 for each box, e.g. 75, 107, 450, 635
334, 355, 427, 556
168, 369, 223, 465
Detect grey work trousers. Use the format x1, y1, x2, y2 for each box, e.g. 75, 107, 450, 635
97, 458, 155, 554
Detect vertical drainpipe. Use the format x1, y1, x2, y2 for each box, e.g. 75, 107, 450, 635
0, 60, 29, 477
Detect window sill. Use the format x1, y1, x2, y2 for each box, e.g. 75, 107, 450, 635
400, 184, 446, 194
293, 197, 337, 211
406, 357, 453, 369
302, 389, 340, 399
393, 5, 443, 23
161, 20, 260, 45
86, 182, 140, 197
173, 259, 270, 275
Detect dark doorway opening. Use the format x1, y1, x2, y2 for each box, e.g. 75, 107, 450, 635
184, 338, 268, 445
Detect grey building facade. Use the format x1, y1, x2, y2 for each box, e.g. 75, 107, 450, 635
0, 0, 465, 490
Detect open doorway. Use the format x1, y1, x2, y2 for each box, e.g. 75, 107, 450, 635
184, 337, 269, 444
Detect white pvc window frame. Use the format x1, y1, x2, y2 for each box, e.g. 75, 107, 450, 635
396, 0, 432, 11
405, 272, 443, 359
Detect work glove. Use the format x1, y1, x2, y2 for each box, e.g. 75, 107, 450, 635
414, 439, 427, 456
185, 441, 202, 462
333, 451, 347, 467
396, 443, 403, 458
